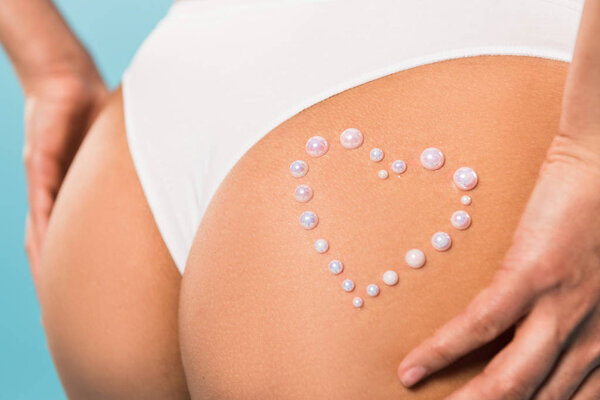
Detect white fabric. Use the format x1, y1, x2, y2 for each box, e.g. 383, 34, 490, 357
122, 0, 583, 274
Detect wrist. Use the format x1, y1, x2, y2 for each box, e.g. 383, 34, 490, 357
19, 47, 102, 96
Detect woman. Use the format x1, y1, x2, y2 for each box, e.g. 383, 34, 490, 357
3, 0, 600, 398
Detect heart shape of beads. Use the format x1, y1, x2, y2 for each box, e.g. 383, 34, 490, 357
289, 128, 479, 309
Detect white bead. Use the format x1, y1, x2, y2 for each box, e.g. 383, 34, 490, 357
366, 284, 380, 297
451, 210, 471, 230
352, 296, 364, 308
420, 148, 445, 170
294, 184, 313, 203
305, 136, 329, 157
405, 249, 426, 268
461, 195, 472, 205
289, 160, 308, 178
453, 167, 478, 191
391, 160, 407, 174
378, 169, 389, 179
431, 232, 452, 251
382, 270, 399, 286
314, 239, 329, 253
342, 279, 355, 292
370, 148, 384, 162
329, 260, 343, 275
340, 128, 364, 149
299, 211, 318, 230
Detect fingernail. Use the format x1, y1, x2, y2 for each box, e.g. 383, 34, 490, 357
401, 366, 427, 387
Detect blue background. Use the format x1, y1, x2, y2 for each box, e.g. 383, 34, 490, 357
0, 1, 171, 398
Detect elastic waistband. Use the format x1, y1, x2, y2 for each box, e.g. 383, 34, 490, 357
168, 0, 583, 19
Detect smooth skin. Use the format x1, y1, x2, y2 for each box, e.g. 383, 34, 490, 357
3, 0, 600, 399
397, 1, 600, 398
178, 55, 570, 399
40, 88, 190, 398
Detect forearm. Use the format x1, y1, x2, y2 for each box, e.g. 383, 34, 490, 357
560, 0, 600, 137
0, 0, 96, 94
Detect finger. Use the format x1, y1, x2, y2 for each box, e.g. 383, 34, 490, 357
25, 213, 41, 289
398, 267, 537, 387
572, 366, 600, 400
29, 185, 53, 247
533, 309, 600, 400
444, 304, 563, 400
24, 153, 57, 243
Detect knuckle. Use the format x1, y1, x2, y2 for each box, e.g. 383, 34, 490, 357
500, 243, 564, 293
427, 336, 455, 366
493, 374, 530, 400
469, 302, 503, 342
24, 241, 33, 258
22, 146, 34, 169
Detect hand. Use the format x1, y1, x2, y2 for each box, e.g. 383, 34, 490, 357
23, 69, 108, 291
396, 128, 600, 399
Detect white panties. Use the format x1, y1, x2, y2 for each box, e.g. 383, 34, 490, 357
122, 0, 582, 274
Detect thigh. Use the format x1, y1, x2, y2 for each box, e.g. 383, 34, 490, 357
39, 88, 189, 399
179, 56, 568, 399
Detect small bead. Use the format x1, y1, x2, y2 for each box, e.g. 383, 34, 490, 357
405, 249, 426, 268
299, 211, 318, 230
420, 148, 445, 170
382, 270, 399, 286
451, 210, 471, 230
314, 239, 329, 253
329, 260, 344, 275
352, 296, 364, 308
431, 232, 452, 251
342, 279, 355, 292
370, 148, 384, 162
294, 184, 313, 203
378, 169, 389, 179
461, 195, 472, 206
366, 284, 380, 297
453, 167, 478, 191
391, 160, 407, 174
305, 136, 329, 157
289, 160, 308, 178
340, 128, 364, 149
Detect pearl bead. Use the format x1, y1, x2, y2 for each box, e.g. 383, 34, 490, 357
305, 136, 329, 157
366, 284, 380, 297
378, 169, 389, 179
405, 249, 426, 268
451, 210, 471, 230
342, 279, 355, 292
329, 260, 343, 275
299, 211, 318, 230
431, 232, 452, 251
294, 184, 313, 203
314, 239, 329, 253
340, 128, 364, 149
461, 195, 472, 206
370, 148, 384, 162
382, 270, 399, 286
289, 160, 308, 178
352, 296, 364, 308
391, 160, 407, 174
453, 167, 478, 190
420, 148, 445, 170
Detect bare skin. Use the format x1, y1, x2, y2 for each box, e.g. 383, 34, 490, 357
39, 88, 190, 399
179, 55, 569, 399
6, 1, 600, 398
398, 1, 600, 398
0, 0, 107, 290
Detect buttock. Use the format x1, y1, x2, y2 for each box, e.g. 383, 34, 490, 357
178, 56, 569, 399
